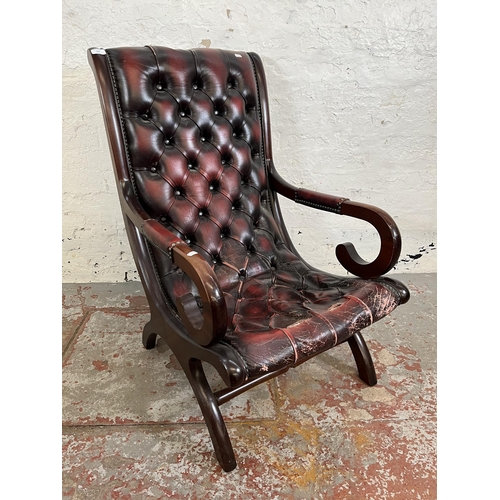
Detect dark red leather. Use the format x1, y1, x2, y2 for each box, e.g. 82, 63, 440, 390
105, 46, 407, 377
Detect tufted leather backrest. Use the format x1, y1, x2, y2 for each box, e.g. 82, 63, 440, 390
106, 46, 298, 328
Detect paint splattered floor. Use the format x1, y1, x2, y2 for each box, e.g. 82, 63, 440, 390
62, 273, 436, 499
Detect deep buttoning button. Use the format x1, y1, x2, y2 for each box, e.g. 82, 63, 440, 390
200, 137, 206, 142
160, 216, 167, 222
150, 165, 157, 173
180, 111, 186, 117
174, 189, 181, 196
209, 185, 214, 191
156, 84, 162, 90
164, 138, 171, 145
141, 114, 148, 120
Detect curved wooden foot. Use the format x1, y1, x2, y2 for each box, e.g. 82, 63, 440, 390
185, 359, 237, 472
142, 321, 158, 350
347, 332, 377, 386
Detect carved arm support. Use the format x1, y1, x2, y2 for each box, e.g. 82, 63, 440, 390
268, 163, 402, 279
121, 180, 228, 347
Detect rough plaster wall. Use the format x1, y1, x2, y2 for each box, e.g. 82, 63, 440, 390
62, 0, 436, 283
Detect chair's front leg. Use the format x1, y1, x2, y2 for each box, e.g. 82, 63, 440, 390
347, 332, 377, 387
184, 358, 237, 472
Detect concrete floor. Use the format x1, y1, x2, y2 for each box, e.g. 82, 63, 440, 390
62, 273, 436, 499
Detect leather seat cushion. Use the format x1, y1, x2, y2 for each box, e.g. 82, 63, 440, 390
221, 259, 405, 376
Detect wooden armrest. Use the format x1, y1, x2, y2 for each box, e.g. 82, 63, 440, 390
142, 219, 227, 346
121, 188, 227, 346
268, 163, 402, 279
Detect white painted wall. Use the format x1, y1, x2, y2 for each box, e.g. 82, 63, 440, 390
62, 0, 436, 283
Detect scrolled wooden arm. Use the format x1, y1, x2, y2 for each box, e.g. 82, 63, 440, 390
334, 200, 401, 278
123, 197, 227, 346
171, 243, 228, 347
268, 164, 402, 279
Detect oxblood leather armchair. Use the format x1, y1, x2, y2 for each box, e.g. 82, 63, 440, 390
88, 46, 410, 472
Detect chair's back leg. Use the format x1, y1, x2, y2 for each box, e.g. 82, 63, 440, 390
183, 358, 237, 472
347, 332, 378, 386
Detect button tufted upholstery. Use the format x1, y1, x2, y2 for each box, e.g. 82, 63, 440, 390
104, 46, 408, 378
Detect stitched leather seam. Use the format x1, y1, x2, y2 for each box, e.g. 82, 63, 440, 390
277, 328, 299, 364
207, 214, 223, 230
254, 225, 274, 239
344, 294, 374, 325
295, 196, 347, 214
105, 52, 139, 197
308, 310, 339, 346
248, 52, 284, 254
156, 170, 177, 191
254, 251, 273, 268
163, 219, 188, 240
372, 280, 402, 306
247, 53, 267, 179
221, 260, 241, 274
195, 166, 213, 186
